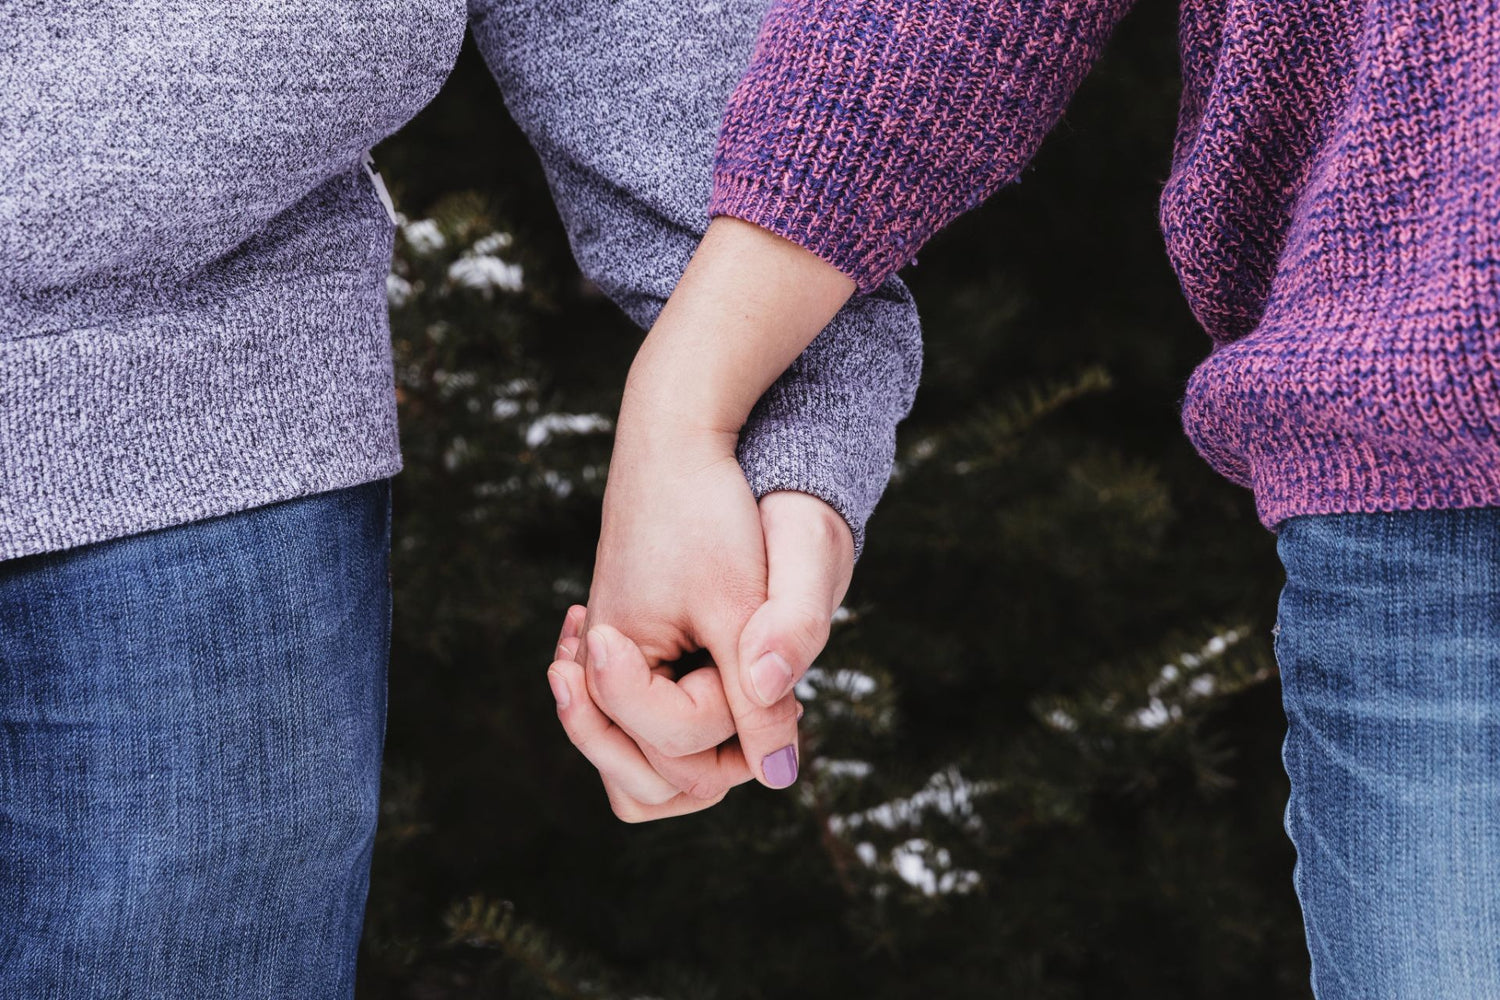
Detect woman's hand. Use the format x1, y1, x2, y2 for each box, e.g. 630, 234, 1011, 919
547, 611, 753, 822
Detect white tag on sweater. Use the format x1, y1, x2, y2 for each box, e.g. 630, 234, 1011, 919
362, 150, 399, 224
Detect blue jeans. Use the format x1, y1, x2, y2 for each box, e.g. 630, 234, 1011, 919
0, 480, 391, 999
1277, 508, 1500, 998
3, 488, 1498, 997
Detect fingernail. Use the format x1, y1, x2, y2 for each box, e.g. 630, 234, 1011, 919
547, 671, 571, 710
761, 744, 799, 788
749, 652, 793, 705
585, 628, 608, 670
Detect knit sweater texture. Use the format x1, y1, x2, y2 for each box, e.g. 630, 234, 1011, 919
711, 0, 1500, 528
0, 0, 918, 560
9, 2, 1497, 562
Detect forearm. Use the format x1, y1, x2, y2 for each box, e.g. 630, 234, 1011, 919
476, 0, 920, 549
621, 217, 855, 441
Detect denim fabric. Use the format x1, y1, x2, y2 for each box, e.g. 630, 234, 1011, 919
0, 479, 391, 999
1276, 507, 1500, 999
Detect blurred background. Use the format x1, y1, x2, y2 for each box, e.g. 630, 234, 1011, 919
362, 1, 1303, 996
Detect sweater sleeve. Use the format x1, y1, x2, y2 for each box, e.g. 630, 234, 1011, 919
710, 0, 1138, 293
468, 0, 921, 553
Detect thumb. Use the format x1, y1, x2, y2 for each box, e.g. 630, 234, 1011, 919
738, 491, 855, 708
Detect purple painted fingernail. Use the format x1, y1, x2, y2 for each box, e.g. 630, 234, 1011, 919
762, 745, 799, 788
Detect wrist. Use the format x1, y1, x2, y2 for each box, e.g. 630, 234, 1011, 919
615, 371, 742, 456
621, 216, 854, 437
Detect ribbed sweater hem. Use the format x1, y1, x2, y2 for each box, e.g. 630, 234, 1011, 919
0, 270, 403, 561
1248, 451, 1500, 531
1182, 333, 1500, 531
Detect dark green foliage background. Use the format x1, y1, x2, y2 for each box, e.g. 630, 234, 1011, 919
361, 2, 1304, 996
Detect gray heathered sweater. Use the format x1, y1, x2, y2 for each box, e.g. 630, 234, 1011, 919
0, 0, 920, 562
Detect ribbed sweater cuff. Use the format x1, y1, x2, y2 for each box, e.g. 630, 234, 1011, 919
733, 282, 923, 558
709, 171, 901, 296
738, 418, 873, 557
709, 0, 1135, 293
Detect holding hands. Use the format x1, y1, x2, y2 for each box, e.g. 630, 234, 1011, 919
544, 218, 857, 821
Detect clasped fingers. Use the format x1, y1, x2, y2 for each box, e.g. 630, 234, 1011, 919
547, 608, 757, 822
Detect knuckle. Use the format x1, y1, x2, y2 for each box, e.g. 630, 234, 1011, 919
696, 790, 729, 811
769, 492, 847, 547
681, 774, 728, 802
613, 801, 648, 824
607, 790, 652, 824
640, 787, 678, 807
737, 701, 800, 744
655, 731, 697, 759
655, 720, 721, 759
604, 785, 635, 819
567, 723, 605, 756
810, 503, 849, 549
788, 603, 831, 650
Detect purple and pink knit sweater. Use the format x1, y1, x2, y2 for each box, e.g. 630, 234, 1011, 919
710, 0, 1500, 528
